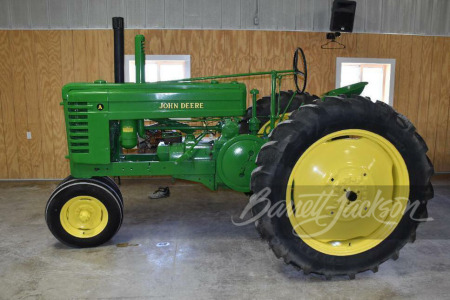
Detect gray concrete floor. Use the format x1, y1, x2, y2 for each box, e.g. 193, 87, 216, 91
1, 176, 449, 300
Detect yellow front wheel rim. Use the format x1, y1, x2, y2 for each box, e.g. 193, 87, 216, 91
60, 196, 109, 238
286, 129, 409, 256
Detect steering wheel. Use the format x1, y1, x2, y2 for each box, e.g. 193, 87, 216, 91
293, 47, 308, 94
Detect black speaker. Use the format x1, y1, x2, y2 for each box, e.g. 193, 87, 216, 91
330, 0, 357, 32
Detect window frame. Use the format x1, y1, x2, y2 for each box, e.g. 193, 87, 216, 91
124, 55, 191, 83
336, 57, 396, 106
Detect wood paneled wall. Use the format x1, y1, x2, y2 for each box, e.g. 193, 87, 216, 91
0, 30, 448, 179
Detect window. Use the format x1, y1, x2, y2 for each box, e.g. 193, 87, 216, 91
336, 58, 396, 105
125, 55, 191, 83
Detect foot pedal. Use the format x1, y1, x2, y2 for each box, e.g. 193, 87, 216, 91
149, 186, 170, 199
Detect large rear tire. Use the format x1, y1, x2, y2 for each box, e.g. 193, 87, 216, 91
250, 96, 434, 278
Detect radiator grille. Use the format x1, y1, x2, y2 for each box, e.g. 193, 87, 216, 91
67, 102, 89, 154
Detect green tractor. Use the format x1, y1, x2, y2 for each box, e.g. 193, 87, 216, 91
46, 18, 434, 278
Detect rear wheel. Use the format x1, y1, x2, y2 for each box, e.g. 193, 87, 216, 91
46, 179, 123, 247
251, 96, 434, 278
239, 90, 318, 134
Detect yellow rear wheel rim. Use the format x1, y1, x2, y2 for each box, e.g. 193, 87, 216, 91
60, 196, 109, 238
286, 129, 409, 256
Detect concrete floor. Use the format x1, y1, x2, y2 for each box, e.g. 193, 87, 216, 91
0, 176, 449, 300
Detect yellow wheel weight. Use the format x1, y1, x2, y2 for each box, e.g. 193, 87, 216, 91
60, 196, 109, 238
286, 129, 409, 256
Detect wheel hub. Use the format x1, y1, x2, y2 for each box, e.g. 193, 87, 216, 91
78, 210, 91, 223
346, 191, 358, 202
60, 196, 109, 238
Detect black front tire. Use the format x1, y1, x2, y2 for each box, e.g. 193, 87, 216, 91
46, 179, 123, 248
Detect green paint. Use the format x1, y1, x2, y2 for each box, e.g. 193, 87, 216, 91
216, 135, 265, 192
322, 82, 368, 98
135, 35, 146, 84
249, 89, 261, 135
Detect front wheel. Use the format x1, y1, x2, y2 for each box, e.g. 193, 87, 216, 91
251, 96, 434, 278
46, 179, 123, 247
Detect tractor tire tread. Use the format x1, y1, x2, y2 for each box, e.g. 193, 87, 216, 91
250, 96, 433, 278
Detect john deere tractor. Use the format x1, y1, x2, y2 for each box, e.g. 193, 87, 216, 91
46, 18, 434, 278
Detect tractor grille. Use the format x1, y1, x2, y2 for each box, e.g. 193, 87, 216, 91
67, 102, 89, 154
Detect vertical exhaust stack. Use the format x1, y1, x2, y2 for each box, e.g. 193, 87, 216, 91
112, 17, 124, 83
